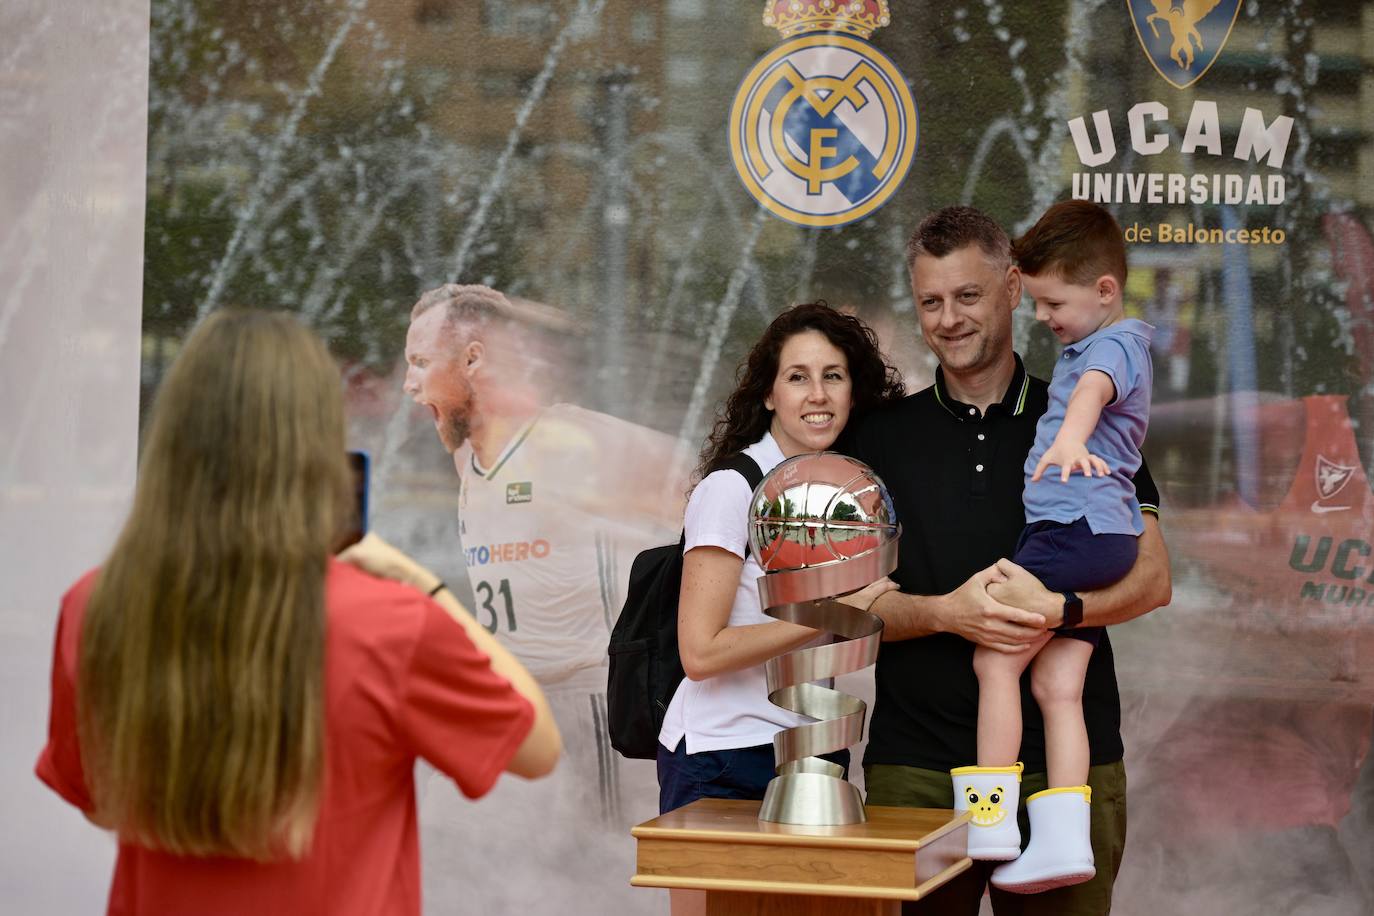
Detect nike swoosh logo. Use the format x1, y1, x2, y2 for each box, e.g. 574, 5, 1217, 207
1311, 501, 1351, 514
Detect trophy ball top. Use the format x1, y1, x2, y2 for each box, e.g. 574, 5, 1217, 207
748, 451, 898, 572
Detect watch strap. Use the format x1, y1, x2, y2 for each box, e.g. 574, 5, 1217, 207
1060, 591, 1083, 629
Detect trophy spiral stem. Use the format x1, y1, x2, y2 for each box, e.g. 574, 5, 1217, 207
756, 538, 895, 825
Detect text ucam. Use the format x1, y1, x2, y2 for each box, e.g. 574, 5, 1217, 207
1068, 101, 1294, 170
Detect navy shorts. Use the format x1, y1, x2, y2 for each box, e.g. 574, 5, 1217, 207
1012, 517, 1137, 646
656, 738, 851, 815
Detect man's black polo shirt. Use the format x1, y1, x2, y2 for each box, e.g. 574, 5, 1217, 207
842, 355, 1159, 774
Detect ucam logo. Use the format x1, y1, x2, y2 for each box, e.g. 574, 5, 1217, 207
1128, 0, 1242, 90
729, 1, 917, 228
1064, 2, 1297, 223
1291, 535, 1374, 611
1067, 100, 1293, 207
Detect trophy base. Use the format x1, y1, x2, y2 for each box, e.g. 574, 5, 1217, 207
758, 771, 868, 826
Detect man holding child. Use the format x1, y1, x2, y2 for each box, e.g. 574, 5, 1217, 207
842, 203, 1172, 915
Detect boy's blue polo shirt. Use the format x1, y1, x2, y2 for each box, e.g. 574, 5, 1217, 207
1023, 318, 1155, 536
839, 355, 1162, 773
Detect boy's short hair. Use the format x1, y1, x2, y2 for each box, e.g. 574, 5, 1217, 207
1012, 200, 1127, 287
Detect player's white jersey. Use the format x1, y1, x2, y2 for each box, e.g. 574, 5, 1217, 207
458, 404, 684, 688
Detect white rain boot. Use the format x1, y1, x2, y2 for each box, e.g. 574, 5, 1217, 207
991, 786, 1095, 893
950, 763, 1023, 861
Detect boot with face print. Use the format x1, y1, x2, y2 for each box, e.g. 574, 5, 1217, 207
950, 763, 1023, 861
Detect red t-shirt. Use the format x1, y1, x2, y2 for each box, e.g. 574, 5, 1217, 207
36, 560, 535, 916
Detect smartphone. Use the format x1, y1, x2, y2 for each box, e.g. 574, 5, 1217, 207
341, 449, 370, 550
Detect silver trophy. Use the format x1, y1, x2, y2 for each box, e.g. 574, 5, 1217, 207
749, 452, 899, 826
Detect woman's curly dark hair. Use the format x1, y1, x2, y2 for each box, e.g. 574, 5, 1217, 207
697, 301, 905, 479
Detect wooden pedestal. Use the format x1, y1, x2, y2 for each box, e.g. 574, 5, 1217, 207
631, 799, 971, 915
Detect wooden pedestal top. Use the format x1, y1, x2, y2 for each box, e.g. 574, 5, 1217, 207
631, 799, 971, 902
634, 798, 967, 849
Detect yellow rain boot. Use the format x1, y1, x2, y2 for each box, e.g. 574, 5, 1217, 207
950, 763, 1023, 861
991, 786, 1095, 893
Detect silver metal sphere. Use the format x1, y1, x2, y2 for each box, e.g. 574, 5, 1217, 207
748, 451, 898, 572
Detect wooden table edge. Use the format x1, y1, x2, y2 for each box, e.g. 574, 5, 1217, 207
629, 857, 973, 902
631, 808, 971, 853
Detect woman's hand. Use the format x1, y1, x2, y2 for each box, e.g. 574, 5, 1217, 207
338, 533, 441, 594
835, 576, 899, 611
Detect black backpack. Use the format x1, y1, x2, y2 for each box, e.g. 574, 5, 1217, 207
606, 453, 764, 759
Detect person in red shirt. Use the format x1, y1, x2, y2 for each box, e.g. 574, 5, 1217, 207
35, 309, 560, 916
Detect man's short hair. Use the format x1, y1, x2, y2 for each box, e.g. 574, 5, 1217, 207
1012, 200, 1127, 287
905, 206, 1011, 271
410, 283, 508, 333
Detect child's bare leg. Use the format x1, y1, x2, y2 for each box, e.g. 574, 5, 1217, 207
1030, 637, 1095, 787
973, 634, 1051, 766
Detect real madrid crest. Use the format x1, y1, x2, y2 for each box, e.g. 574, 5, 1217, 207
729, 1, 918, 228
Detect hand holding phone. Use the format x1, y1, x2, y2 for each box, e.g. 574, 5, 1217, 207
339, 450, 370, 551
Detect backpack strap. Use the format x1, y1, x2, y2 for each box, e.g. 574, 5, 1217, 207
717, 452, 765, 493
710, 452, 765, 558
682, 452, 767, 557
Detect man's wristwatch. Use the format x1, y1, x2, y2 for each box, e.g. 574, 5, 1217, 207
1060, 591, 1083, 629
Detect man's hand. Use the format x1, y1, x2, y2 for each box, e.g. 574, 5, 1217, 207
988, 558, 1062, 625
941, 564, 1049, 653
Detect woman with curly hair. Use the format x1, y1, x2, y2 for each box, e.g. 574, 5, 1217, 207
656, 301, 905, 815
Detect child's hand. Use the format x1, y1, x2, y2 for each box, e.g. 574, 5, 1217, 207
1032, 440, 1110, 482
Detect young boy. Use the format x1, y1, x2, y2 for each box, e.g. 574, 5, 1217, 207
952, 201, 1153, 893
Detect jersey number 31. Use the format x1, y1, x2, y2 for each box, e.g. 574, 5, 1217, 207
475, 578, 516, 633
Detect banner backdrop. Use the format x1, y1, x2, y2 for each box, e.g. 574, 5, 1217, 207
141, 1, 1374, 913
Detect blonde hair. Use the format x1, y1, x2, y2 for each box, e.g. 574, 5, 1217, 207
410, 283, 508, 331
78, 309, 351, 860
